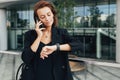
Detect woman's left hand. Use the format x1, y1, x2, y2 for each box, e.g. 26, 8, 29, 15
40, 45, 57, 59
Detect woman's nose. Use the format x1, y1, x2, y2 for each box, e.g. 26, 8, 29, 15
45, 16, 49, 21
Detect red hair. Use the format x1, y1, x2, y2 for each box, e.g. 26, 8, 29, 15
34, 0, 58, 26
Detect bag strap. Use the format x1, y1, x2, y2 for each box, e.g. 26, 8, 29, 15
16, 63, 26, 80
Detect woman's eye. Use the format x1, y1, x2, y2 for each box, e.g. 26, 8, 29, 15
48, 14, 51, 16
40, 16, 45, 19
47, 13, 51, 16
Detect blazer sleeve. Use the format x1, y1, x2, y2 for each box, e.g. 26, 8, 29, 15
61, 29, 83, 52
21, 30, 36, 64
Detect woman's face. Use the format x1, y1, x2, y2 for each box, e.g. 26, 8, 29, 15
37, 7, 54, 27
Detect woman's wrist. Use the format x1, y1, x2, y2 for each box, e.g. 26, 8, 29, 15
37, 36, 42, 40
56, 43, 60, 51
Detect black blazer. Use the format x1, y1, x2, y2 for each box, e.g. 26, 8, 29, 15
21, 27, 83, 80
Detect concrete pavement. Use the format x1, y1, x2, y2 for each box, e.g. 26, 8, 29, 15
0, 51, 120, 80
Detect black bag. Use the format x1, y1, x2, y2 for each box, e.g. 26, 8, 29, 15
16, 63, 34, 80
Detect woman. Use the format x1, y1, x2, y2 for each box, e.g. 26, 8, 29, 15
21, 0, 83, 80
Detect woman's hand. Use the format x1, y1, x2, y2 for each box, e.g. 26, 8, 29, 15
35, 21, 45, 38
40, 45, 57, 59
30, 21, 46, 52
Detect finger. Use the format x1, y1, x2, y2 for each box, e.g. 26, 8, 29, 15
38, 21, 43, 27
36, 21, 42, 29
40, 54, 45, 59
43, 54, 48, 58
40, 54, 48, 59
39, 23, 43, 26
40, 28, 46, 31
41, 52, 48, 57
38, 20, 42, 23
40, 52, 48, 59
40, 51, 44, 59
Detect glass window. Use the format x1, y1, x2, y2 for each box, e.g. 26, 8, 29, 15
6, 0, 116, 61
7, 4, 35, 50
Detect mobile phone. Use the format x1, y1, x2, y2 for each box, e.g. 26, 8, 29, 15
36, 17, 45, 28
39, 24, 45, 28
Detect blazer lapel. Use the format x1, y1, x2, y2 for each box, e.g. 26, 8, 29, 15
51, 27, 60, 44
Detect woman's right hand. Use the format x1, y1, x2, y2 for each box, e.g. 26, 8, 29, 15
35, 21, 45, 38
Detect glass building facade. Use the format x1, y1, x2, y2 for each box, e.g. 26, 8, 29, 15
6, 0, 116, 60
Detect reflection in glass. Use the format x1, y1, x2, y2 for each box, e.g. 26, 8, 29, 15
6, 0, 116, 61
